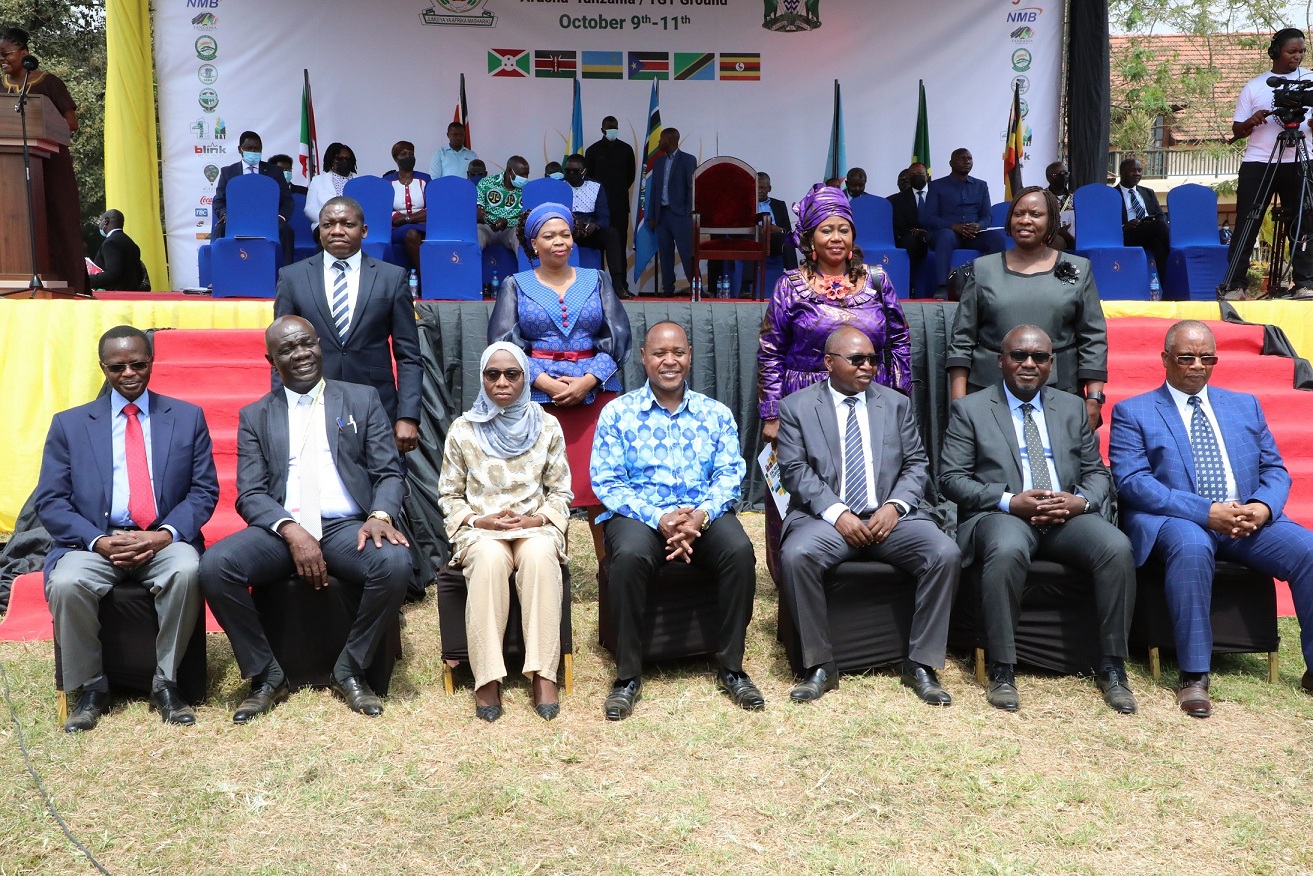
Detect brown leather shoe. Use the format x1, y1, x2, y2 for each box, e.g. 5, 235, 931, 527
1177, 676, 1211, 718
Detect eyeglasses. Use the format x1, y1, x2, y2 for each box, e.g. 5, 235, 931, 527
835, 353, 880, 367
0, 50, 22, 59
1006, 350, 1053, 364
1172, 354, 1219, 366
102, 360, 152, 374
482, 368, 524, 383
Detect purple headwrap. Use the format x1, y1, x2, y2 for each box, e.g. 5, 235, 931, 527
787, 183, 855, 249
525, 202, 574, 241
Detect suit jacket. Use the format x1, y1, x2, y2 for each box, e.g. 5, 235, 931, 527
764, 196, 798, 269
938, 383, 1112, 563
584, 136, 637, 224
235, 380, 404, 532
775, 379, 932, 539
273, 252, 422, 425
887, 188, 927, 248
1116, 184, 1164, 224
213, 160, 295, 223
648, 149, 696, 222
35, 391, 220, 576
1108, 384, 1292, 566
91, 229, 145, 291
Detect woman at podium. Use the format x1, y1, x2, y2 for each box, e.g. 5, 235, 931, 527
0, 27, 87, 295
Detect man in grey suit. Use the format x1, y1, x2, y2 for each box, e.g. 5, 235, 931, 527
199, 316, 412, 723
939, 325, 1138, 714
776, 326, 961, 705
273, 196, 421, 457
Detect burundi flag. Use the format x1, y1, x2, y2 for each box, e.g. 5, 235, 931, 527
633, 79, 662, 283
582, 51, 623, 80
673, 52, 715, 81
535, 50, 577, 79
297, 69, 318, 187
1003, 80, 1025, 200
488, 48, 529, 78
719, 53, 761, 81
628, 52, 670, 80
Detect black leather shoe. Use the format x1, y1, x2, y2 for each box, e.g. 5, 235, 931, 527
150, 682, 196, 726
232, 681, 290, 724
534, 703, 560, 721
655, 289, 675, 298
901, 661, 952, 706
615, 286, 636, 300
1301, 671, 1313, 696
475, 704, 503, 722
789, 666, 839, 703
330, 676, 384, 717
64, 689, 111, 733
1096, 666, 1138, 714
717, 668, 766, 711
986, 662, 1020, 711
603, 677, 641, 721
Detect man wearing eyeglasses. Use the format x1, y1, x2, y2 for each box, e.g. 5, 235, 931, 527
775, 326, 961, 706
35, 326, 219, 732
1109, 320, 1313, 717
940, 325, 1138, 714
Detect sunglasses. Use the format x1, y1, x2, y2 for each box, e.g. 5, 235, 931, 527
1006, 350, 1052, 364
1172, 354, 1219, 366
835, 353, 880, 367
482, 368, 524, 383
103, 360, 152, 374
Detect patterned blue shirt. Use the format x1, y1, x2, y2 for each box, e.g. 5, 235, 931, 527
591, 382, 745, 529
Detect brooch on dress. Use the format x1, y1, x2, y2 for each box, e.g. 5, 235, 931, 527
1054, 261, 1079, 284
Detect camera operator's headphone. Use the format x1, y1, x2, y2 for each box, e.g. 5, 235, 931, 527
1270, 28, 1305, 60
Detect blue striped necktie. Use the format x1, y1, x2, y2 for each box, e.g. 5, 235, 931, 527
330, 259, 351, 340
842, 396, 868, 514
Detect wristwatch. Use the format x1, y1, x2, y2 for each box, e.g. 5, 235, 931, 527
368, 510, 393, 526
1081, 498, 1092, 515
1084, 391, 1107, 405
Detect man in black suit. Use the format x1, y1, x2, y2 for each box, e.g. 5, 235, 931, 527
583, 115, 637, 240
777, 326, 961, 705
212, 130, 295, 266
1115, 157, 1169, 280
649, 127, 696, 297
887, 162, 931, 272
273, 196, 421, 457
938, 325, 1138, 714
90, 210, 146, 291
199, 316, 412, 722
1046, 161, 1075, 251
844, 167, 867, 199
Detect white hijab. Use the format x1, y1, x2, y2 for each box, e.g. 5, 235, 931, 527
463, 342, 543, 459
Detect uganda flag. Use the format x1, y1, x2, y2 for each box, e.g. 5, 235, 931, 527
673, 52, 715, 81
582, 50, 623, 80
628, 52, 670, 80
488, 48, 529, 78
535, 50, 577, 78
719, 53, 761, 81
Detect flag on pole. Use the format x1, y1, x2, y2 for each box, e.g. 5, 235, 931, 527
1003, 81, 1025, 200
453, 72, 470, 148
822, 80, 846, 182
911, 79, 931, 175
565, 78, 583, 162
633, 79, 662, 284
297, 69, 318, 187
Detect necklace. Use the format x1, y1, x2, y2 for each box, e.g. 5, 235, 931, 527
811, 270, 855, 300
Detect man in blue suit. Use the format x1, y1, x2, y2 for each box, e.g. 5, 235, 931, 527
35, 326, 219, 732
648, 127, 695, 297
923, 148, 1006, 296
1110, 320, 1313, 717
212, 130, 296, 266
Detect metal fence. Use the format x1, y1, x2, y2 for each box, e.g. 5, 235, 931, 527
1107, 148, 1241, 179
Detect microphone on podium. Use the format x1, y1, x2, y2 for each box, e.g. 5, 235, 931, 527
21, 55, 38, 71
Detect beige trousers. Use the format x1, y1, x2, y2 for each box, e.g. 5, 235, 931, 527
462, 535, 563, 689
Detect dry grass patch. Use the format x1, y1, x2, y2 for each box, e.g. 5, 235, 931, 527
3, 513, 1313, 875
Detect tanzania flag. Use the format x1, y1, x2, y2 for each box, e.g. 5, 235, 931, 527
1003, 80, 1025, 200
452, 72, 470, 149
633, 79, 662, 283
674, 52, 715, 81
582, 50, 623, 80
719, 53, 761, 81
911, 79, 931, 175
628, 52, 669, 80
488, 48, 529, 78
297, 69, 318, 187
535, 50, 577, 79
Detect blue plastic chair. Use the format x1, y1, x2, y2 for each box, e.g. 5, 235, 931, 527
1072, 184, 1150, 300
1164, 184, 1228, 301
419, 176, 481, 300
991, 201, 1015, 250
212, 174, 279, 298
848, 194, 910, 298
289, 192, 317, 263
343, 176, 400, 265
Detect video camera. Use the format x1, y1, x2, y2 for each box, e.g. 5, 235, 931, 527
1267, 76, 1313, 124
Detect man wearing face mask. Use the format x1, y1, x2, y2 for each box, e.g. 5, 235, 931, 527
268, 154, 308, 196
888, 163, 931, 282
213, 130, 295, 265
543, 161, 565, 180
476, 156, 529, 252
466, 159, 488, 183
429, 122, 478, 179
584, 116, 637, 241
563, 154, 632, 298
1045, 161, 1075, 251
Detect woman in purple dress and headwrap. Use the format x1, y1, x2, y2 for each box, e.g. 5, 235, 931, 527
756, 184, 912, 580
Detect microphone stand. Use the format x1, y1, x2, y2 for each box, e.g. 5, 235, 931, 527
13, 60, 46, 297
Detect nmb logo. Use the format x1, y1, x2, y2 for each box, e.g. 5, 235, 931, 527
186, 0, 219, 7
1007, 7, 1042, 22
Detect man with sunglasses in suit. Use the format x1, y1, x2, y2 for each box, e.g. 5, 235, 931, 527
1109, 320, 1313, 717
939, 325, 1138, 714
776, 326, 961, 706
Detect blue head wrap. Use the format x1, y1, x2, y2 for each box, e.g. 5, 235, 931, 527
525, 202, 574, 241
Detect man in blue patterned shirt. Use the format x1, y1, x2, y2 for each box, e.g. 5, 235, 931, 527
590, 321, 763, 720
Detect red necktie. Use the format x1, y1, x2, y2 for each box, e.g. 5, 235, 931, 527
123, 403, 157, 529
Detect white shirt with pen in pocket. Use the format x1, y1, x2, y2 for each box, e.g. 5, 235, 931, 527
284, 383, 360, 522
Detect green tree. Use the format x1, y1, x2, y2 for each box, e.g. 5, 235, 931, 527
0, 0, 105, 254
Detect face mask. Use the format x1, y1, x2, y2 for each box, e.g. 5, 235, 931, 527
283, 170, 293, 183
548, 171, 565, 181
242, 151, 261, 167
510, 173, 527, 189
99, 228, 108, 238
396, 156, 416, 172
604, 128, 619, 141
565, 170, 584, 186
333, 159, 352, 176
909, 175, 927, 190
468, 172, 486, 182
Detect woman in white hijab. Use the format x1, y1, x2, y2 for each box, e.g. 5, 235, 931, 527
438, 342, 573, 721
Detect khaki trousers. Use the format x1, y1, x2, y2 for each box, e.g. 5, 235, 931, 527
462, 536, 562, 689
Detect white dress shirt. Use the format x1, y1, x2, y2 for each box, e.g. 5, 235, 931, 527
95, 389, 177, 545
819, 385, 910, 526
321, 249, 364, 333
1165, 383, 1239, 503
277, 381, 360, 535
1116, 183, 1149, 218
998, 385, 1064, 512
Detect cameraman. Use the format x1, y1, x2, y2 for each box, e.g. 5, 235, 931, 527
1224, 28, 1313, 299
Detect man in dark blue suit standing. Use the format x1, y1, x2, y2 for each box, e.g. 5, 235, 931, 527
1110, 320, 1313, 717
648, 127, 696, 297
35, 326, 219, 732
212, 130, 296, 266
923, 148, 1006, 297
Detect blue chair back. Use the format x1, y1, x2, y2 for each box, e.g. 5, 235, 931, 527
850, 194, 895, 249
289, 192, 317, 261
522, 178, 574, 213
224, 174, 279, 240
1072, 184, 1126, 249
991, 201, 1010, 228
343, 176, 398, 262
1166, 184, 1222, 247
425, 177, 478, 241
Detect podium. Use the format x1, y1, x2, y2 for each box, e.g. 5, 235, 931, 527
0, 94, 72, 297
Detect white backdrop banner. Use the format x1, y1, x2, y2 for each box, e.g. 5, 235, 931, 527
154, 0, 1064, 287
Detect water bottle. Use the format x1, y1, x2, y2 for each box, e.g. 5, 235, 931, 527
691, 275, 702, 302
717, 274, 729, 299
407, 269, 418, 299
489, 267, 500, 300
1148, 272, 1161, 302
